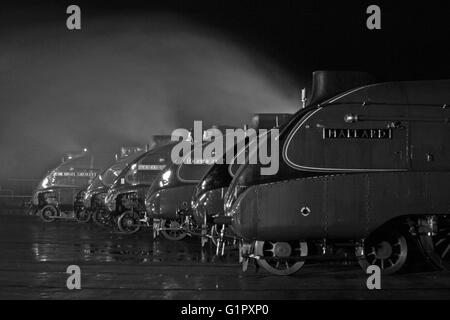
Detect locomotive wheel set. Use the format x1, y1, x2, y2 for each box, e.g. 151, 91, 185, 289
31, 71, 450, 277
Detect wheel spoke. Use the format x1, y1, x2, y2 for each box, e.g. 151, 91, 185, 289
441, 244, 450, 259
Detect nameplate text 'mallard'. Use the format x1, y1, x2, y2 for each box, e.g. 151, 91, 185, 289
323, 128, 393, 140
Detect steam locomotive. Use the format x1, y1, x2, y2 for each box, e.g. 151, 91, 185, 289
145, 140, 215, 241
104, 140, 175, 233
31, 150, 114, 222
224, 71, 450, 275
81, 147, 146, 225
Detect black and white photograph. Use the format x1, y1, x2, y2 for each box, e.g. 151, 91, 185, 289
0, 0, 449, 306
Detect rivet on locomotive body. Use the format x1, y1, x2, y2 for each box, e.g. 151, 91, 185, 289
299, 206, 311, 217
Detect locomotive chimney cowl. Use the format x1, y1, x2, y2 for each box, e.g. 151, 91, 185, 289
308, 71, 376, 106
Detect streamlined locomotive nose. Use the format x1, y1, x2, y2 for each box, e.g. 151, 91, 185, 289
192, 188, 228, 226
146, 185, 195, 219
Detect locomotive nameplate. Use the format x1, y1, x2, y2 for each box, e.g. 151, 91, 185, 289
137, 164, 166, 170
323, 128, 392, 140
54, 172, 97, 177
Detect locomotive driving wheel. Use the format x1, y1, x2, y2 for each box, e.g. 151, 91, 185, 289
357, 228, 408, 275
117, 210, 141, 234
92, 209, 113, 227
254, 241, 308, 276
75, 209, 91, 223
417, 216, 450, 270
160, 219, 187, 241
39, 205, 59, 223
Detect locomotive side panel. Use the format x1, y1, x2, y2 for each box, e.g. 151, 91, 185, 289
426, 172, 450, 213
409, 107, 450, 171
248, 172, 450, 241
252, 175, 367, 241
322, 174, 368, 239
255, 179, 327, 240
153, 185, 196, 219
366, 172, 450, 234
284, 104, 409, 172
367, 172, 430, 234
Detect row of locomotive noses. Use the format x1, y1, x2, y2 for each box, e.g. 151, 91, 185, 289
143, 166, 178, 215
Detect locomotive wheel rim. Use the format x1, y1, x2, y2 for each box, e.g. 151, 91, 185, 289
40, 206, 58, 222
118, 211, 141, 234
360, 231, 408, 275
254, 241, 308, 276
93, 210, 106, 226
210, 224, 219, 246
93, 209, 113, 227
76, 210, 91, 223
160, 219, 187, 241
433, 228, 450, 263
418, 224, 450, 270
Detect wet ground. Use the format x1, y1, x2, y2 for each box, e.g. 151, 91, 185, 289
1, 213, 450, 299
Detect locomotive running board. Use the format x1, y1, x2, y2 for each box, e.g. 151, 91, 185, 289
248, 253, 352, 263
46, 214, 76, 219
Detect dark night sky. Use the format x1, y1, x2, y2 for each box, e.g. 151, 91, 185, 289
1, 0, 450, 180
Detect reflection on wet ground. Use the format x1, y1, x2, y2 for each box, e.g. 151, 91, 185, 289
1, 213, 450, 299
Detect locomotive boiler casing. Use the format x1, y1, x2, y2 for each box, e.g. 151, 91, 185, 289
229, 172, 450, 241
